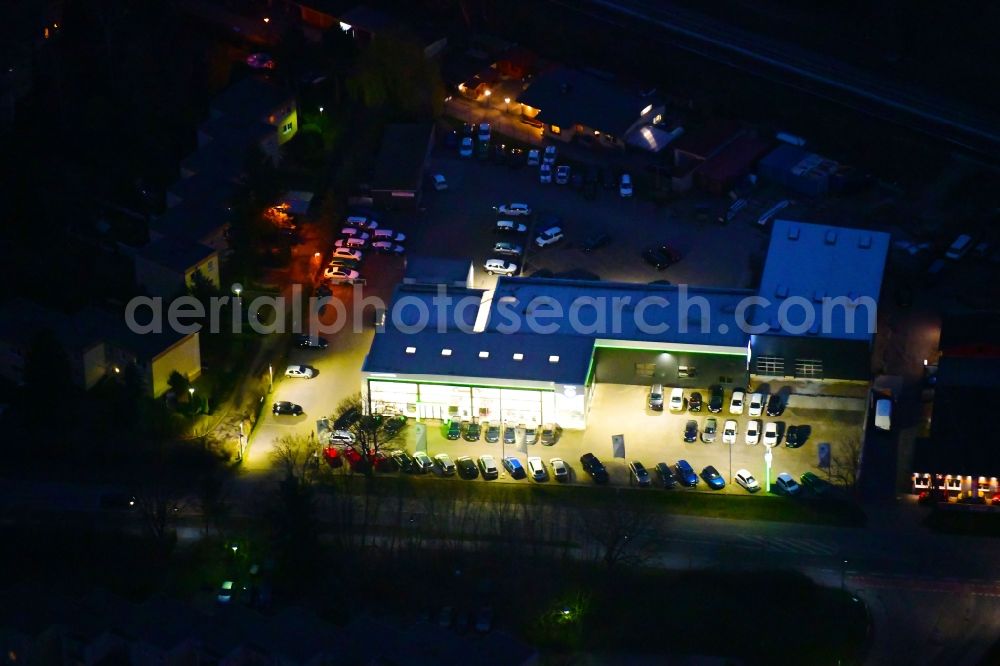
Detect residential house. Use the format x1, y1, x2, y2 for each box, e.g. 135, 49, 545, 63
209, 75, 298, 147
148, 200, 232, 252
515, 66, 665, 149
370, 123, 435, 210
134, 236, 221, 298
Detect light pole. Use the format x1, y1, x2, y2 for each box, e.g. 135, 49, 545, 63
841, 559, 848, 591
504, 96, 511, 113
268, 364, 273, 390
764, 446, 773, 493
238, 420, 246, 461
483, 89, 492, 108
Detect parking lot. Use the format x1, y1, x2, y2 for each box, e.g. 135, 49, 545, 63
399, 144, 769, 291
364, 381, 866, 496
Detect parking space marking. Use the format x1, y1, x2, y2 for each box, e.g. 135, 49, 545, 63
739, 534, 836, 555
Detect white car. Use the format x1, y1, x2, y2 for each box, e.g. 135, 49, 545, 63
431, 174, 448, 191
745, 419, 761, 446
619, 173, 633, 197
284, 365, 315, 379
550, 458, 569, 482
729, 389, 745, 415
527, 456, 547, 481
493, 241, 523, 256
484, 259, 518, 276
668, 387, 684, 411
555, 165, 570, 185
334, 237, 366, 249
748, 392, 764, 417
372, 229, 405, 243
543, 145, 557, 164
435, 453, 456, 475
762, 421, 778, 447
413, 451, 434, 473
331, 247, 362, 262
496, 220, 527, 233
345, 215, 378, 230
497, 203, 531, 216
477, 122, 491, 142
775, 472, 801, 496
329, 429, 355, 444
323, 266, 359, 283
372, 241, 405, 254
459, 137, 473, 157
527, 149, 540, 165
339, 228, 369, 239
539, 163, 552, 184
735, 469, 761, 493
722, 420, 738, 444
535, 227, 564, 248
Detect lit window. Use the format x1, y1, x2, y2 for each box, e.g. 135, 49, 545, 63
441, 349, 452, 356
548, 355, 560, 363
513, 353, 524, 361
405, 347, 416, 354
550, 125, 561, 135
479, 351, 489, 359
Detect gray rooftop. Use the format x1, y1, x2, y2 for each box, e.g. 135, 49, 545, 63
166, 173, 240, 209
516, 67, 652, 137
403, 255, 473, 287
150, 200, 231, 244
756, 220, 890, 342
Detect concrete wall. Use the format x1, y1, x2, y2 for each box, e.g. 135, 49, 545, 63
148, 333, 202, 398
593, 347, 748, 387
751, 334, 871, 381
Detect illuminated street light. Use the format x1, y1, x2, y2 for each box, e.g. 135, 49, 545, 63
319, 106, 324, 113
232, 283, 243, 298
263, 16, 270, 23
504, 96, 511, 113
231, 544, 238, 554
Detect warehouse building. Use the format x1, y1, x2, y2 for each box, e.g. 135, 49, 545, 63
370, 123, 435, 210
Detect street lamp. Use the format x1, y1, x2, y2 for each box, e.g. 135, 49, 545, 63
232, 283, 243, 298
763, 446, 773, 493
504, 96, 511, 113
318, 105, 324, 114
188, 387, 195, 399
483, 89, 492, 107
268, 364, 274, 389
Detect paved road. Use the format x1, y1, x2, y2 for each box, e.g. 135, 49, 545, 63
577, 0, 1000, 161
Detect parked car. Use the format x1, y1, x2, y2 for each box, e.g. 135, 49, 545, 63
496, 220, 528, 233
527, 149, 540, 166
456, 456, 478, 479
629, 461, 651, 487
272, 401, 303, 416
800, 472, 835, 496
580, 452, 609, 483
371, 241, 405, 254
539, 163, 553, 183
477, 122, 491, 143
217, 580, 236, 605
372, 229, 406, 243
459, 137, 473, 157
331, 247, 363, 262
503, 425, 517, 445
735, 469, 761, 493
701, 417, 717, 443
540, 423, 562, 445
345, 215, 378, 230
683, 420, 698, 443
413, 451, 434, 473
463, 421, 481, 441
655, 462, 678, 488
550, 458, 569, 481
502, 456, 526, 479
435, 453, 456, 475
484, 259, 518, 276
619, 173, 633, 197
555, 165, 570, 185
284, 365, 315, 379
493, 241, 523, 256
674, 459, 698, 486
642, 244, 680, 270
687, 392, 703, 412
762, 421, 778, 447
535, 226, 565, 247
329, 429, 355, 445
745, 420, 761, 445
729, 389, 745, 415
748, 392, 764, 417
581, 231, 611, 253
669, 387, 685, 411
775, 472, 801, 496
785, 425, 803, 448
543, 145, 557, 164
527, 456, 547, 481
392, 450, 416, 473
478, 455, 499, 480
334, 236, 367, 250
496, 203, 531, 216
524, 425, 539, 445
701, 465, 726, 490
444, 420, 461, 440
648, 383, 664, 411
339, 227, 369, 239
293, 334, 328, 349
324, 266, 359, 283
485, 423, 501, 443
722, 419, 738, 445
766, 393, 785, 416
508, 147, 525, 167
708, 386, 724, 413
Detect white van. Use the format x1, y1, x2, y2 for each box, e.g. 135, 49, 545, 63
944, 234, 973, 260
874, 399, 892, 431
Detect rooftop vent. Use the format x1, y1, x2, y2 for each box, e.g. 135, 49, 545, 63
787, 225, 800, 240
478, 351, 489, 359
548, 355, 560, 363
824, 230, 838, 245
405, 347, 416, 354
513, 353, 524, 361
858, 234, 872, 249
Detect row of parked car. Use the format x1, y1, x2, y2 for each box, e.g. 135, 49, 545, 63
441, 419, 563, 446
324, 212, 408, 284
649, 385, 786, 417
681, 417, 808, 448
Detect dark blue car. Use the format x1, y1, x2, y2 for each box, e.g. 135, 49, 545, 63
674, 460, 698, 487
701, 465, 726, 490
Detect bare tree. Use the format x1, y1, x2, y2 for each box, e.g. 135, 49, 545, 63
575, 492, 661, 570
828, 434, 863, 492
332, 393, 409, 476
270, 434, 321, 484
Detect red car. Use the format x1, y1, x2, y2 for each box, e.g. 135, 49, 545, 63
322, 447, 343, 468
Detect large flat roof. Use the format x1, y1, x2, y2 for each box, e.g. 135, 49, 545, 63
755, 220, 889, 342
486, 277, 754, 351
371, 123, 433, 192
137, 236, 216, 273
